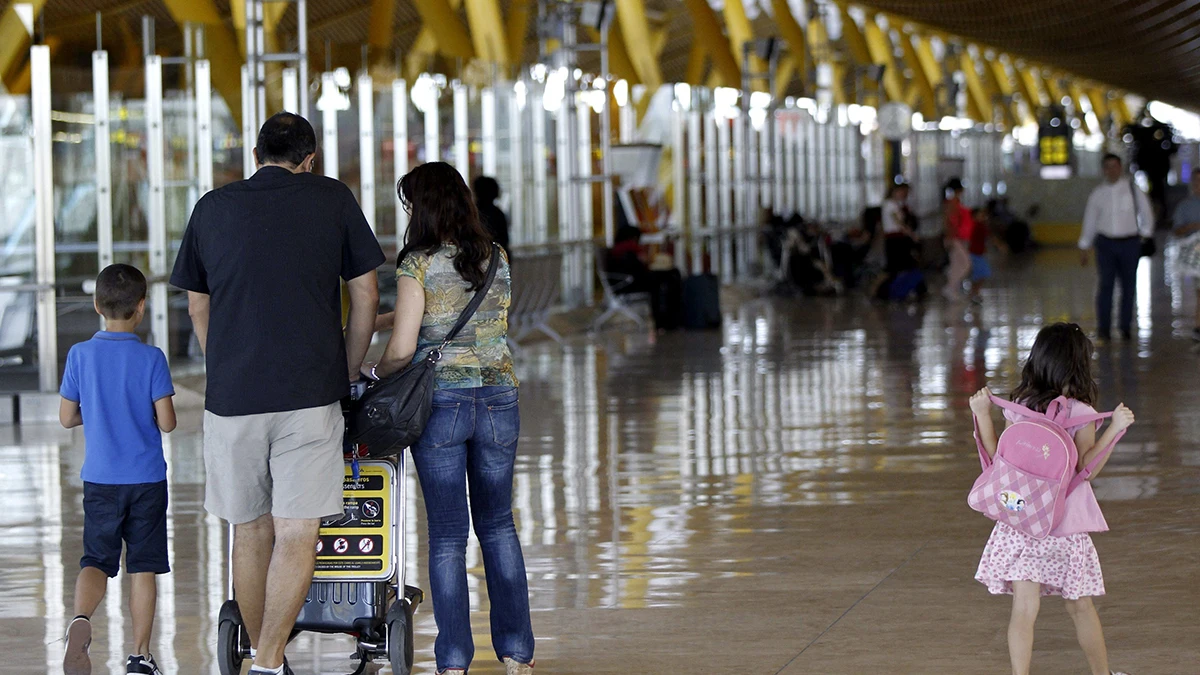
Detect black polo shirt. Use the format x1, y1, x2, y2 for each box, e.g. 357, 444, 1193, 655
170, 166, 385, 416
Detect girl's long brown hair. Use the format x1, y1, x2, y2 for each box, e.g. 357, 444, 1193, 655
397, 162, 494, 291
1010, 322, 1099, 413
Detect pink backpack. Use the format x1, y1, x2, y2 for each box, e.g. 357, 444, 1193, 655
968, 395, 1123, 539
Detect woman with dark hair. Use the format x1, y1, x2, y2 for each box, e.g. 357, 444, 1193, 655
373, 162, 535, 675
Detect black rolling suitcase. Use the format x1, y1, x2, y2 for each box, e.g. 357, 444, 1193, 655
682, 273, 722, 330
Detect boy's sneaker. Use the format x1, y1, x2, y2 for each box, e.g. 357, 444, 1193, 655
126, 654, 162, 675
63, 616, 92, 675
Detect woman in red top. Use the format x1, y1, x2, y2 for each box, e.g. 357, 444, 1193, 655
943, 178, 974, 301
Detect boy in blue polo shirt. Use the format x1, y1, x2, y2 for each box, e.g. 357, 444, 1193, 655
60, 264, 177, 675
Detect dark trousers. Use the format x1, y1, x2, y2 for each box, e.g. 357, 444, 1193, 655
1095, 235, 1141, 338
885, 235, 917, 274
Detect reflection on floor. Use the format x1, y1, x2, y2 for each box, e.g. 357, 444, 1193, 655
2, 250, 1199, 674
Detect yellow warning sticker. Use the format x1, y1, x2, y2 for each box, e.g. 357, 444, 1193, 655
314, 462, 394, 580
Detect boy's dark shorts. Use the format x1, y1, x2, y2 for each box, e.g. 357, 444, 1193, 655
82, 481, 170, 577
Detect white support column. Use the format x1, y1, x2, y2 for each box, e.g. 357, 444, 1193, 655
759, 120, 773, 209
321, 72, 339, 179
788, 116, 800, 216
424, 88, 440, 163
358, 72, 376, 232
576, 97, 594, 303
393, 79, 410, 248
671, 106, 686, 271
775, 113, 788, 217
453, 82, 469, 179
573, 95, 592, 302
746, 121, 760, 274
282, 67, 299, 114
717, 116, 733, 284
732, 113, 747, 278
241, 66, 255, 178
532, 102, 549, 245
703, 111, 719, 276
619, 100, 636, 144
93, 51, 113, 271
196, 60, 214, 196
687, 109, 703, 276
145, 55, 169, 355
32, 45, 57, 392
508, 89, 525, 246
481, 87, 497, 177
555, 102, 573, 302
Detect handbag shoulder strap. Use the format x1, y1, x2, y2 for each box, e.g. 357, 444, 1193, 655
1128, 178, 1143, 234
435, 245, 501, 354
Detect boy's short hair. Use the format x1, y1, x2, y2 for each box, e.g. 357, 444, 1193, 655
95, 264, 147, 320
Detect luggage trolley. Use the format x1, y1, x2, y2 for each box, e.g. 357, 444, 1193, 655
216, 387, 423, 675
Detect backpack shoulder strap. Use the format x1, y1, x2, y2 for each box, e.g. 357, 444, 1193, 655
987, 394, 1053, 424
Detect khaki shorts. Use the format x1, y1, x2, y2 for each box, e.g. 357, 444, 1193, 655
203, 403, 344, 524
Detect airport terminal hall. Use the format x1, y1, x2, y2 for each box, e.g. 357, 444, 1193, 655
3, 0, 1200, 673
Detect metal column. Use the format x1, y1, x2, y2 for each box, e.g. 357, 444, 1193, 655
321, 72, 339, 178
359, 72, 376, 232
671, 104, 687, 271
532, 99, 548, 245
716, 116, 733, 284
393, 79, 410, 248
282, 67, 299, 113
93, 50, 113, 271
145, 55, 170, 354
32, 45, 57, 391
453, 82, 469, 179
576, 97, 594, 303
424, 87, 441, 163
196, 60, 214, 195
703, 111, 719, 275
481, 87, 498, 177
687, 108, 704, 276
508, 86, 525, 246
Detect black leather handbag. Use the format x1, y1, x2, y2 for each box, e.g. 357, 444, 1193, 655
347, 247, 500, 457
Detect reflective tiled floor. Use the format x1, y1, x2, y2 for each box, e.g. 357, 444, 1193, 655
3, 249, 1199, 674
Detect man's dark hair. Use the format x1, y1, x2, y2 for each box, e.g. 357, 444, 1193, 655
95, 264, 147, 320
255, 112, 317, 167
473, 175, 501, 204
1102, 153, 1123, 165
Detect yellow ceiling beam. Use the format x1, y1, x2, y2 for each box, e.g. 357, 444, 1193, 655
464, 0, 510, 66
774, 55, 797, 99
975, 50, 1015, 128
722, 0, 764, 91
838, 6, 872, 66
412, 0, 475, 60
1014, 64, 1045, 115
598, 22, 638, 84
807, 14, 847, 105
960, 50, 993, 123
0, 0, 48, 87
1068, 81, 1096, 134
1111, 93, 1133, 128
682, 0, 740, 88
505, 0, 531, 67
983, 54, 1028, 125
6, 36, 59, 95
1042, 70, 1066, 107
368, 0, 399, 50
161, 0, 244, 125
1086, 87, 1110, 122
896, 28, 935, 117
684, 39, 707, 86
913, 35, 944, 112
771, 0, 807, 89
864, 20, 904, 102
616, 0, 662, 91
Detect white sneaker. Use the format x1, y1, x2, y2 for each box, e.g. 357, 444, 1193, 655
63, 616, 92, 675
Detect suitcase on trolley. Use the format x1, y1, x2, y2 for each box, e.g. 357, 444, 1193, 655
216, 386, 424, 675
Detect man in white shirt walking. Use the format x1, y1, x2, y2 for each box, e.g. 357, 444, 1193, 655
1080, 153, 1153, 341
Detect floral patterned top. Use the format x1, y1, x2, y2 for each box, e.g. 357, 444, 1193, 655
397, 245, 517, 390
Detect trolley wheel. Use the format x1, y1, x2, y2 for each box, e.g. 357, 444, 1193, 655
217, 618, 244, 675
387, 611, 414, 675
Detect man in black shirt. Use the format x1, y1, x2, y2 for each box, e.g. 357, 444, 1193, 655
170, 113, 384, 675
474, 175, 510, 252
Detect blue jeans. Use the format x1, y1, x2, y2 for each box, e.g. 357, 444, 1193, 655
410, 386, 534, 672
1095, 235, 1141, 337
